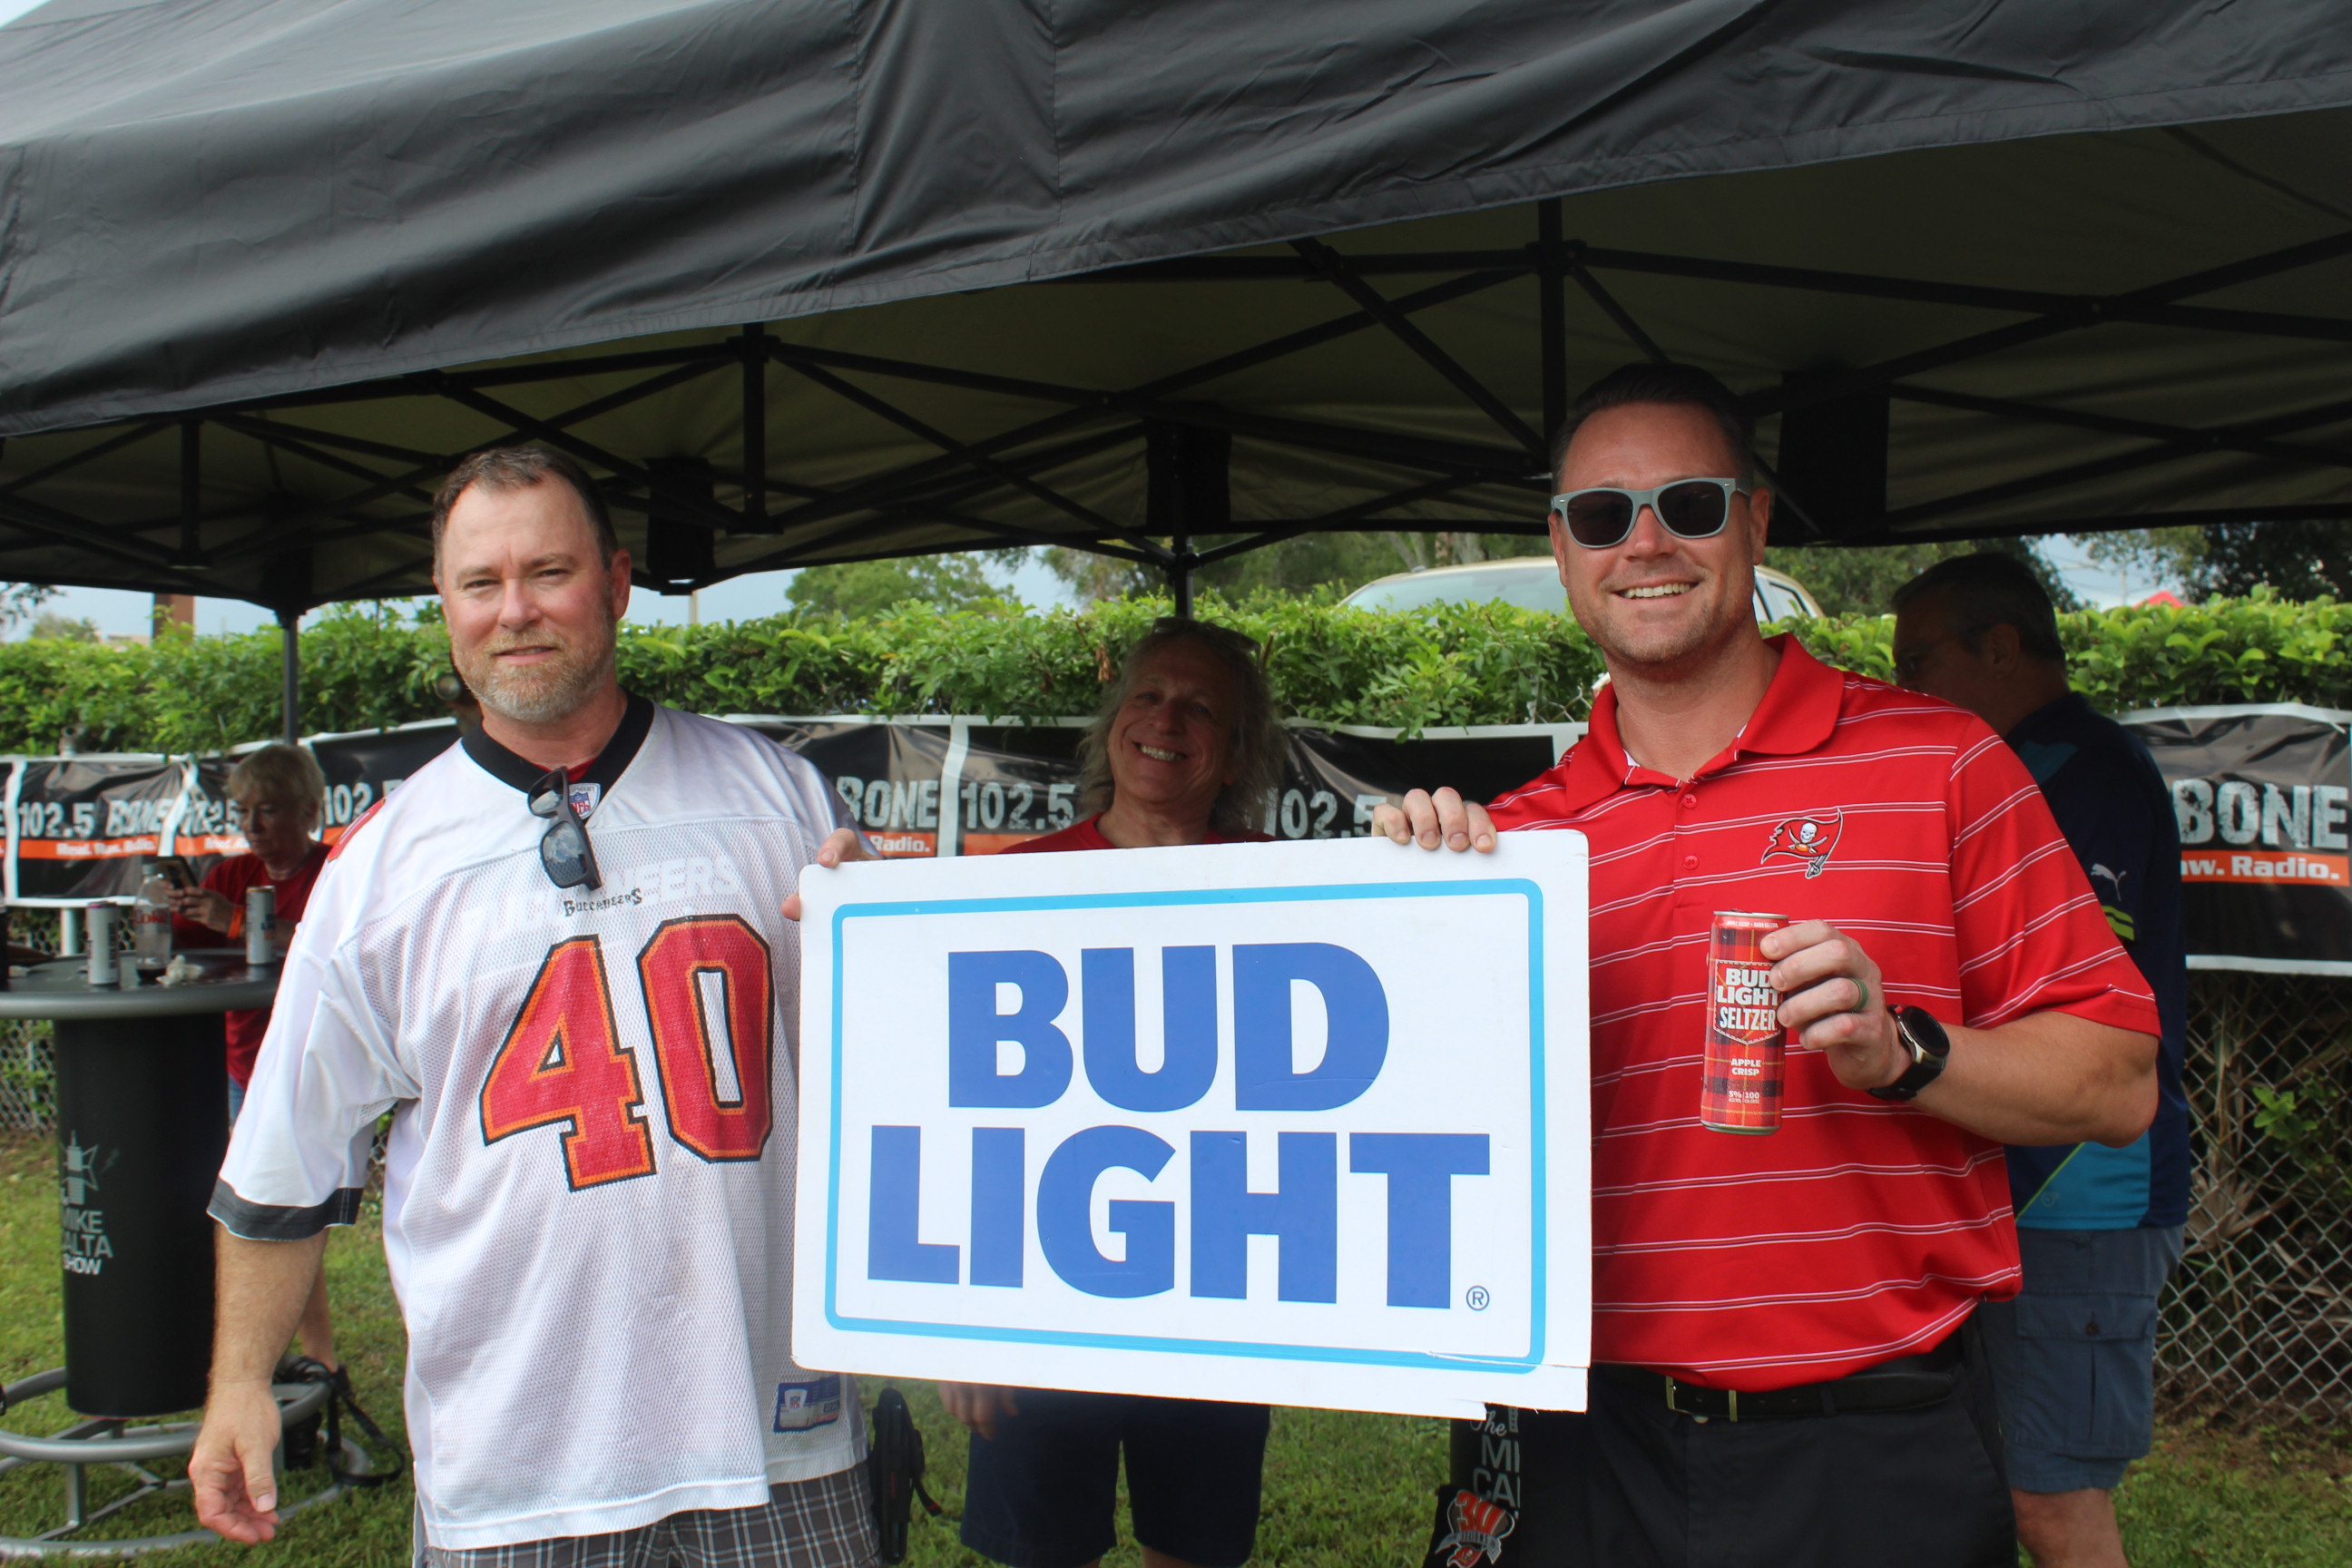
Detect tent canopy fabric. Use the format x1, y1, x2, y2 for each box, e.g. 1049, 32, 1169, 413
3, 0, 2351, 609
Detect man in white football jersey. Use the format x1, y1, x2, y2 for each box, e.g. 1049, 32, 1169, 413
191, 446, 877, 1566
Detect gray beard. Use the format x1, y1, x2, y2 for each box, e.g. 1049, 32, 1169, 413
459, 622, 618, 727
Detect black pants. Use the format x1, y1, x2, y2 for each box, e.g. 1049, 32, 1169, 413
1446, 1328, 2016, 1568
961, 1389, 1269, 1568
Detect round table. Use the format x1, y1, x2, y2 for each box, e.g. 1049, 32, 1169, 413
0, 952, 367, 1553
4, 952, 276, 1417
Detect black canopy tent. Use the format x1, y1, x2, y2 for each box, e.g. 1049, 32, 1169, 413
4, 0, 2351, 699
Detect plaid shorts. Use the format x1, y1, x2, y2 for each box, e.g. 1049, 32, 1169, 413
418, 1465, 877, 1568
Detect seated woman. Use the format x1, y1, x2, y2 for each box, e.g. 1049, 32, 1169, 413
170, 741, 337, 1371
945, 616, 1288, 1568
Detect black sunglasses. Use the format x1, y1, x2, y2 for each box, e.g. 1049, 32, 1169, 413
528, 767, 603, 890
1551, 477, 1749, 549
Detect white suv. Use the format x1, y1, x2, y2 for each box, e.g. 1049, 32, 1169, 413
1340, 557, 1823, 622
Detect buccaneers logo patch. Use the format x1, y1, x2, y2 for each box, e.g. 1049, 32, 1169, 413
1433, 1490, 1516, 1567
1760, 809, 1842, 878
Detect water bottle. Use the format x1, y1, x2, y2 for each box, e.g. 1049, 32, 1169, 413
134, 862, 173, 968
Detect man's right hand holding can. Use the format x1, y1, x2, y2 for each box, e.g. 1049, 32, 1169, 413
1377, 788, 2153, 1148
1755, 919, 1893, 1086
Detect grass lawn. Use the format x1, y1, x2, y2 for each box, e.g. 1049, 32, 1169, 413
0, 1133, 414, 1563
0, 1132, 2344, 1564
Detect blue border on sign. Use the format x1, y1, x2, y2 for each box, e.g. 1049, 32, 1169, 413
824, 879, 1547, 1374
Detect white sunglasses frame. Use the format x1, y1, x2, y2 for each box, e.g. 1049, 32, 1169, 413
1549, 477, 1751, 549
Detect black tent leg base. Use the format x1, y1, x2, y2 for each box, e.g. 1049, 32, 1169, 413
0, 1370, 373, 1559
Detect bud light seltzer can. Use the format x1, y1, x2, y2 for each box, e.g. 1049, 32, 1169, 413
85, 902, 117, 986
1703, 911, 1788, 1134
245, 885, 277, 967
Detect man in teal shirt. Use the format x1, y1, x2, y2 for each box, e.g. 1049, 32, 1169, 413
1893, 553, 2189, 1568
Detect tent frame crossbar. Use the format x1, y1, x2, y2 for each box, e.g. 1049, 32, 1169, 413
1882, 388, 2352, 528
1072, 231, 2352, 355
1289, 236, 1547, 459
3, 214, 2349, 605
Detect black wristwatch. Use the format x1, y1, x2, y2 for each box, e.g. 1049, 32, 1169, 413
1868, 1005, 1951, 1102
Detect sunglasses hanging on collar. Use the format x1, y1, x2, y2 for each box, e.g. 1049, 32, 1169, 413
528, 767, 603, 890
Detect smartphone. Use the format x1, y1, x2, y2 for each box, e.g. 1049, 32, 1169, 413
152, 857, 197, 890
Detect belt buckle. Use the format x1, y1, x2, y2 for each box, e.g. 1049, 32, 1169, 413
1661, 1378, 1740, 1423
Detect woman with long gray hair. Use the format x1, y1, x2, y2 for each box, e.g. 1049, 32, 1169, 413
940, 615, 1284, 1568
1058, 615, 1286, 848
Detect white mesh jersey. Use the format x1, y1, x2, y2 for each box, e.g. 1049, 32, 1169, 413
213, 701, 864, 1551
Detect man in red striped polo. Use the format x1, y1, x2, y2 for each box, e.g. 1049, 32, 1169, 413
1387, 363, 2160, 1568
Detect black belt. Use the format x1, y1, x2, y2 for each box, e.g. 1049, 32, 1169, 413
1597, 1333, 1963, 1422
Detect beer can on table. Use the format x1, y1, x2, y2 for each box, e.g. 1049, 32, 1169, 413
245, 886, 277, 967
85, 902, 117, 986
1703, 911, 1788, 1134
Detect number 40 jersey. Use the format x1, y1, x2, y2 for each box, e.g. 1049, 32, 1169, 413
214, 700, 863, 1552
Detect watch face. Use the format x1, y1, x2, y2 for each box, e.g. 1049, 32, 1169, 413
1871, 1009, 1949, 1102
1898, 1006, 1950, 1062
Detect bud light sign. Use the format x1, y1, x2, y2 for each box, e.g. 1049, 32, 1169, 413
792, 836, 1592, 1418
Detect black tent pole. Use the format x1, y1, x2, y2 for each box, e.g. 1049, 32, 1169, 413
278, 609, 299, 744
1147, 424, 1215, 618
1538, 200, 1566, 445
176, 419, 204, 564
1171, 532, 1193, 619
742, 322, 769, 532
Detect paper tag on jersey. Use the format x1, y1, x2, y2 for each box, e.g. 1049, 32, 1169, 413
772, 1376, 843, 1433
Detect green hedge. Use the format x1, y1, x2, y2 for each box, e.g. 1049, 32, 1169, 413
4, 588, 2346, 755
1794, 588, 2352, 711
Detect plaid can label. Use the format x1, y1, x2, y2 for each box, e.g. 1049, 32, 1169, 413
1703, 911, 1788, 1134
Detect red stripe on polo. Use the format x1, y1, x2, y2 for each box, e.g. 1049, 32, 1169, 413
1491, 637, 2158, 1389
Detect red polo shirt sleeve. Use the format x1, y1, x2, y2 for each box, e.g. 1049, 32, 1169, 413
1945, 724, 2159, 1033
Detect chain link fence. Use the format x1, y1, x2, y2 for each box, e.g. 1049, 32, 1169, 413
2160, 971, 2352, 1423
3, 909, 63, 1134
1, 963, 2346, 1418
0, 1019, 53, 1135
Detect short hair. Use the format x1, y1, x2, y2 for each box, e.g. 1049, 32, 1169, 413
1078, 619, 1286, 836
227, 742, 326, 811
431, 446, 619, 572
1548, 362, 1759, 488
1891, 552, 2067, 664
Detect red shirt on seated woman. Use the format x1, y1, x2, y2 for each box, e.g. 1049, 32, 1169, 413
170, 743, 330, 1090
